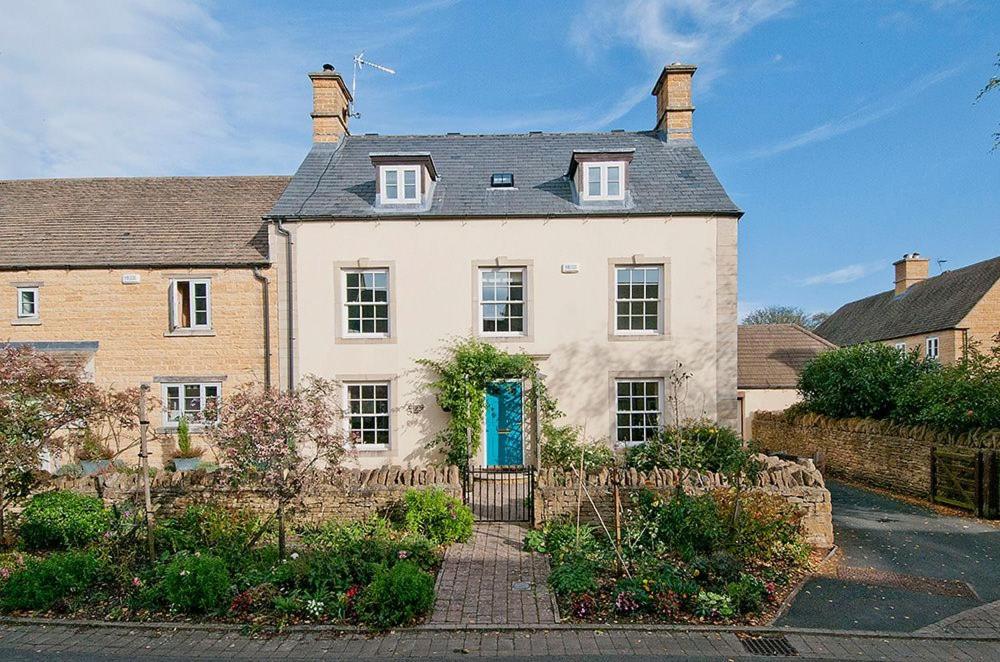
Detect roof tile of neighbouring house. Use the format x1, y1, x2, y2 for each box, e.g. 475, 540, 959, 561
738, 324, 837, 389
268, 132, 740, 218
815, 256, 1000, 346
0, 176, 290, 269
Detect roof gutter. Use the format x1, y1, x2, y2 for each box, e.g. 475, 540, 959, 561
251, 267, 272, 390
274, 218, 295, 392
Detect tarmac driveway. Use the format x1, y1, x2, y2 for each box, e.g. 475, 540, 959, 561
777, 480, 999, 632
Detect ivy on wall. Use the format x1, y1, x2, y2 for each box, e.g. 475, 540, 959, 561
418, 338, 559, 468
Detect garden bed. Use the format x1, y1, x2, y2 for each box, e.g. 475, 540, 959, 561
526, 487, 816, 626
0, 487, 473, 629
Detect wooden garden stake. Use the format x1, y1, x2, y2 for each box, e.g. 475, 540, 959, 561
575, 446, 584, 550
613, 466, 622, 571
138, 384, 155, 561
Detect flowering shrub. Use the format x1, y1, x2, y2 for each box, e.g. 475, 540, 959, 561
402, 488, 473, 545
19, 491, 112, 551
207, 377, 347, 556
161, 552, 231, 613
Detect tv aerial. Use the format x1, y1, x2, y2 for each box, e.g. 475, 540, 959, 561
351, 51, 396, 119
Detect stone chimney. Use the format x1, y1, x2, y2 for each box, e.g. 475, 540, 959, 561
893, 253, 929, 295
651, 63, 696, 140
309, 64, 352, 143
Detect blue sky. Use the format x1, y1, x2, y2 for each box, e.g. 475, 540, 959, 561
2, 0, 997, 318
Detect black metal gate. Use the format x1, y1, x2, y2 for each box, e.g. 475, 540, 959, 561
464, 466, 534, 522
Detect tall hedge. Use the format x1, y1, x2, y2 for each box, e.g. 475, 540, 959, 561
797, 339, 1000, 434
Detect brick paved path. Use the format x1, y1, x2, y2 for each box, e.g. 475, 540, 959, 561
429, 523, 558, 625
1, 622, 999, 660
918, 599, 1000, 637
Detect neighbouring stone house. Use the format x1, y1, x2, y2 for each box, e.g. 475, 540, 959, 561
816, 253, 1000, 362
0, 176, 288, 466
737, 324, 835, 440
268, 63, 742, 469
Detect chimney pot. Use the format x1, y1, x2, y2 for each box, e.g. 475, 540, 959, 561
651, 63, 697, 140
308, 65, 353, 143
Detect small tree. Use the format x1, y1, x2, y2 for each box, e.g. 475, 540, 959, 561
0, 346, 101, 538
207, 377, 347, 557
742, 305, 827, 330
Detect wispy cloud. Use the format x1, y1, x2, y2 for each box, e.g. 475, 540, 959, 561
0, 1, 238, 178
798, 261, 884, 287
743, 66, 961, 160
569, 0, 794, 126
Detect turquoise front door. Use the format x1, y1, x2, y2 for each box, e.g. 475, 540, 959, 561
485, 381, 523, 467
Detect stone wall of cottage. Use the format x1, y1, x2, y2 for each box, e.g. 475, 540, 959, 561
4, 266, 279, 468
752, 411, 1000, 498
534, 454, 834, 549
45, 466, 462, 525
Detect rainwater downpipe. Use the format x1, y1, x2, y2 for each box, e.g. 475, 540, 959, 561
251, 266, 271, 390
275, 218, 295, 392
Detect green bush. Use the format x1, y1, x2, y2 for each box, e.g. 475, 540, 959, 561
892, 350, 1000, 433
725, 574, 767, 614
690, 550, 742, 589
798, 343, 930, 420
155, 504, 265, 566
654, 563, 700, 602
402, 488, 473, 545
548, 558, 598, 596
270, 549, 354, 596
0, 550, 104, 611
524, 522, 604, 566
692, 591, 735, 619
357, 561, 435, 628
630, 490, 727, 560
18, 491, 112, 550
625, 421, 756, 477
540, 423, 615, 471
161, 553, 231, 613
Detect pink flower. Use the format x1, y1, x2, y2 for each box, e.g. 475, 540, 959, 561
0, 568, 10, 580
132, 577, 143, 587
398, 550, 409, 559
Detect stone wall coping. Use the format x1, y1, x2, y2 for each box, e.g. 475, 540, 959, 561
755, 411, 1000, 449
536, 453, 825, 490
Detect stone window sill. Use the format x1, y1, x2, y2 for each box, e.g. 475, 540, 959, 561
164, 328, 216, 338
11, 318, 41, 326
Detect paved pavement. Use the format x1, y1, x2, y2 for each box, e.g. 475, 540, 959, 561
919, 599, 1000, 637
0, 622, 998, 660
430, 523, 558, 625
777, 480, 999, 632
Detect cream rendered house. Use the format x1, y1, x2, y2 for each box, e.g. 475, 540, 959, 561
269, 64, 742, 469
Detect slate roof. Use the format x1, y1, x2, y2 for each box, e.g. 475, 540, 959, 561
269, 132, 740, 219
738, 324, 836, 389
815, 256, 1000, 346
2, 342, 98, 375
0, 176, 290, 269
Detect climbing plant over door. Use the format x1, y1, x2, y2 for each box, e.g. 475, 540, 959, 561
418, 338, 558, 467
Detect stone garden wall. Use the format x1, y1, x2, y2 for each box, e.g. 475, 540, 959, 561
44, 465, 463, 525
534, 454, 834, 549
752, 411, 1000, 498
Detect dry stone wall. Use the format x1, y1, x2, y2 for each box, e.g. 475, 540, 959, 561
752, 411, 1000, 498
45, 465, 462, 525
534, 454, 834, 549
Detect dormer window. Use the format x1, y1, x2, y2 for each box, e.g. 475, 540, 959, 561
370, 152, 437, 208
568, 149, 634, 204
381, 166, 420, 203
583, 162, 625, 201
